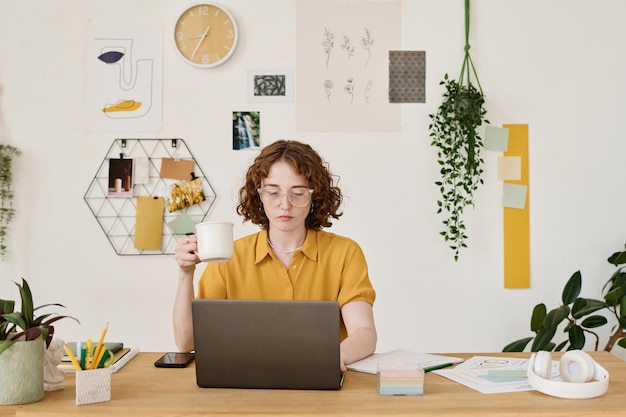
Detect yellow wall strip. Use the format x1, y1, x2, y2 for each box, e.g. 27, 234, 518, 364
503, 124, 530, 288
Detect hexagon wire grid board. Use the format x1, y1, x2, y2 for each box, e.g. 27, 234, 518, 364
84, 138, 216, 255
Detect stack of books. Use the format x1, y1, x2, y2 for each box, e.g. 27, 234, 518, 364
60, 342, 139, 373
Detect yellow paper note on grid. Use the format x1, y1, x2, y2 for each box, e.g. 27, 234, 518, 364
503, 124, 530, 289
135, 196, 164, 250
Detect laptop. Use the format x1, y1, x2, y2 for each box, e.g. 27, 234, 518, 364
191, 299, 344, 390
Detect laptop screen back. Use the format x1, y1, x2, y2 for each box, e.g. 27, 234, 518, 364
191, 299, 343, 390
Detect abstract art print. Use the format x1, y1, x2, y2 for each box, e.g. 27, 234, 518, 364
84, 27, 163, 132
247, 69, 294, 103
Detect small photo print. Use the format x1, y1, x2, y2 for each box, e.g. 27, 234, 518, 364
108, 158, 133, 197
247, 69, 294, 102
233, 111, 260, 150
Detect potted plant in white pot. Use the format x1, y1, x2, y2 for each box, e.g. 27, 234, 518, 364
0, 278, 78, 405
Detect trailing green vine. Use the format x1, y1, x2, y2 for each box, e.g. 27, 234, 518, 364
429, 0, 488, 261
0, 144, 21, 260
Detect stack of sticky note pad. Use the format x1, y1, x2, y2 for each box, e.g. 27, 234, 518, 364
378, 364, 425, 396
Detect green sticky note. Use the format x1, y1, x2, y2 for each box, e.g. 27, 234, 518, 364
485, 125, 509, 152
502, 183, 527, 210
167, 214, 196, 236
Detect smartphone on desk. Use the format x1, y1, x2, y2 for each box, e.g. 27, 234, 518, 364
154, 352, 195, 368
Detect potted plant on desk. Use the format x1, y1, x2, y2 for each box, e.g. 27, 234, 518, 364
0, 278, 78, 405
503, 245, 626, 353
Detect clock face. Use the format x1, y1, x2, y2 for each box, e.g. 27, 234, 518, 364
174, 3, 238, 68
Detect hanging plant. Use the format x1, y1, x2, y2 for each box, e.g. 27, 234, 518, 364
429, 0, 488, 261
0, 144, 21, 260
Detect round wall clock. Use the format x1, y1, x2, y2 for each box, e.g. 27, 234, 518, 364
173, 3, 239, 69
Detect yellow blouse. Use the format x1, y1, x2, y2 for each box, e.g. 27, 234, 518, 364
197, 229, 376, 339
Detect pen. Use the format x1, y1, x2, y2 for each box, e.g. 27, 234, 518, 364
63, 343, 83, 372
91, 323, 109, 369
80, 344, 87, 370
424, 363, 454, 373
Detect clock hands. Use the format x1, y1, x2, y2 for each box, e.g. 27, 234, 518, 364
190, 25, 211, 60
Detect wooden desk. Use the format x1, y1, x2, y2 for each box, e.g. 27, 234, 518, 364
5, 352, 626, 416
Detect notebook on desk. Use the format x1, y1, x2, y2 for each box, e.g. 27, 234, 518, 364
191, 299, 344, 390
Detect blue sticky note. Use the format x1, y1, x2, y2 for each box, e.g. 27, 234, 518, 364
502, 183, 527, 209
485, 126, 509, 152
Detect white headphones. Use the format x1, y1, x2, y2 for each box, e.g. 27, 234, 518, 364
527, 350, 609, 399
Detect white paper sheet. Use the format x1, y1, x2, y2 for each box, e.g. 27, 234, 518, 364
347, 349, 463, 375
432, 355, 559, 394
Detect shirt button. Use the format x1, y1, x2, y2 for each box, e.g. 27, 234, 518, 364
292, 265, 297, 269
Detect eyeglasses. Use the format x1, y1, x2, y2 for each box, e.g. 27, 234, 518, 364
258, 187, 314, 207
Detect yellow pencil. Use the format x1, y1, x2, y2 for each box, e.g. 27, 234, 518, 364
86, 339, 93, 369
63, 343, 83, 371
90, 322, 109, 369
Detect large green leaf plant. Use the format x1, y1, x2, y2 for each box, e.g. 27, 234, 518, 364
503, 246, 626, 353
0, 278, 78, 355
429, 0, 489, 261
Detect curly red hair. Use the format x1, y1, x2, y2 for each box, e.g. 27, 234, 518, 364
236, 140, 343, 229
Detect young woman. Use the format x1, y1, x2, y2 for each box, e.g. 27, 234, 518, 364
173, 140, 376, 372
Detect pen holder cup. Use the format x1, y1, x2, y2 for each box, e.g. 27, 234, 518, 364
377, 363, 425, 396
75, 368, 111, 405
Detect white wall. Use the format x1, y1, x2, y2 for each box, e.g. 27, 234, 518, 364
1, 0, 625, 359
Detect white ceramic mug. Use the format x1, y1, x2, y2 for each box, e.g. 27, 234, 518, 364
195, 221, 234, 262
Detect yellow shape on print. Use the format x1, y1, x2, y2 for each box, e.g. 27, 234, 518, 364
102, 100, 142, 113
503, 124, 530, 289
